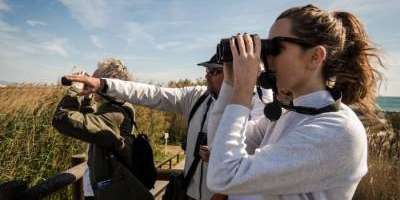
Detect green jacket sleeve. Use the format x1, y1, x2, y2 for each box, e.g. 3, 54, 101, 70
52, 93, 125, 151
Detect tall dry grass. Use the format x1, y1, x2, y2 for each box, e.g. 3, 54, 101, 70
0, 85, 84, 199
354, 155, 400, 200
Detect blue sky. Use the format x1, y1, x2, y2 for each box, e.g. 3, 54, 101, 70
0, 0, 399, 96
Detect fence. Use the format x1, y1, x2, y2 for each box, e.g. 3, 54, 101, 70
0, 153, 183, 200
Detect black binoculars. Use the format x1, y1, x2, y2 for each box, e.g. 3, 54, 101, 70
216, 36, 269, 64
216, 35, 314, 63
215, 35, 314, 91
61, 76, 72, 86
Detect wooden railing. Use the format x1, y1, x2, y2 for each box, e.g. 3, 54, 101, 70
0, 153, 184, 200
156, 153, 181, 169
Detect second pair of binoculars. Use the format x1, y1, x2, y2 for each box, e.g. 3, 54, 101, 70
61, 71, 90, 86
216, 34, 274, 64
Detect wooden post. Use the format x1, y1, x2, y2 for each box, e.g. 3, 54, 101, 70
72, 154, 86, 200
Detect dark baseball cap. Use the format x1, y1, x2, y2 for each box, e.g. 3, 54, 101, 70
197, 54, 223, 69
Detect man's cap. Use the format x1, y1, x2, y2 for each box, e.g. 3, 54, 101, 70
197, 54, 223, 69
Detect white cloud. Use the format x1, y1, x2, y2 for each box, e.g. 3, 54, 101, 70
1, 30, 73, 60
0, 19, 72, 83
90, 35, 103, 49
58, 0, 108, 29
26, 20, 47, 27
0, 0, 10, 12
41, 38, 69, 57
58, 0, 157, 47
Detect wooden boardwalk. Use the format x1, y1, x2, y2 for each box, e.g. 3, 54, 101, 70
0, 149, 186, 199
151, 158, 185, 199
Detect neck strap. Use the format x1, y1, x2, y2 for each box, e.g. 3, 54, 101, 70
258, 86, 342, 121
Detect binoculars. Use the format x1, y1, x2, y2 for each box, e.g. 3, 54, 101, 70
61, 76, 72, 86
215, 35, 275, 64
215, 35, 314, 64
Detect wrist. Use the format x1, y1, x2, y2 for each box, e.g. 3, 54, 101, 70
231, 87, 252, 108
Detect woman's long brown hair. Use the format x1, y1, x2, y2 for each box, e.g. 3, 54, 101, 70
277, 4, 384, 120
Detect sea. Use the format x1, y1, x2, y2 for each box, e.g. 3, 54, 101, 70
377, 96, 400, 112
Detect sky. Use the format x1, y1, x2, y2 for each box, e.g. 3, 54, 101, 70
0, 0, 399, 96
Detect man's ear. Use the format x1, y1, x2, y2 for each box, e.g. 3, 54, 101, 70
307, 45, 326, 70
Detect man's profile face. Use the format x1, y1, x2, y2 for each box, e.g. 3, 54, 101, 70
205, 67, 224, 97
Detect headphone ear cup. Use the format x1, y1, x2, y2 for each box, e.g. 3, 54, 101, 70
264, 101, 282, 121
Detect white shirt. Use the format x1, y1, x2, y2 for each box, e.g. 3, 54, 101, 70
207, 82, 368, 200
105, 79, 212, 200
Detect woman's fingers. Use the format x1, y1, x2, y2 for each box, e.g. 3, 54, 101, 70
235, 33, 246, 57
230, 37, 239, 59
243, 33, 254, 54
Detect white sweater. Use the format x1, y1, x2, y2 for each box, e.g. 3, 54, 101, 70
207, 82, 368, 200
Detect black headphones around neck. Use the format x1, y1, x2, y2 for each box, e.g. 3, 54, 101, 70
256, 71, 342, 121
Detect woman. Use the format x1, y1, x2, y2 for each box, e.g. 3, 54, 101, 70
53, 58, 153, 200
207, 4, 383, 200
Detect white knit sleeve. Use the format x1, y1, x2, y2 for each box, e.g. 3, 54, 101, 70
207, 111, 365, 195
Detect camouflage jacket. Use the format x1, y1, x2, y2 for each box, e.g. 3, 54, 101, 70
52, 91, 152, 200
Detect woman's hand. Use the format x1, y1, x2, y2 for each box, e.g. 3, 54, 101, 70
230, 33, 262, 108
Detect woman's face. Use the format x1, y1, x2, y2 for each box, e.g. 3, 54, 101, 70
266, 18, 312, 96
